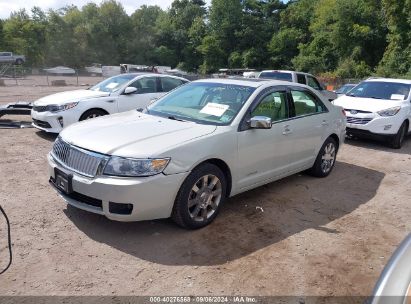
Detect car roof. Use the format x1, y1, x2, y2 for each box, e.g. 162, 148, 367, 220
193, 78, 304, 88
124, 73, 189, 81
259, 70, 312, 76
365, 78, 411, 85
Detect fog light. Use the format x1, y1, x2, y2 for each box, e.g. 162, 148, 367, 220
57, 117, 63, 127
384, 125, 392, 130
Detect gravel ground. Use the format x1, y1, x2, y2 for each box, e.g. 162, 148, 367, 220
0, 79, 410, 297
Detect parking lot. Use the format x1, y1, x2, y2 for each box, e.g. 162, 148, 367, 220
0, 79, 410, 296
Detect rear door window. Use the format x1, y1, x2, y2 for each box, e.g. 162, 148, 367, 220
306, 76, 322, 90
161, 77, 185, 92
290, 90, 327, 117
297, 74, 306, 84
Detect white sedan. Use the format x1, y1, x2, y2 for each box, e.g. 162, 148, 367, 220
47, 78, 346, 229
31, 73, 189, 133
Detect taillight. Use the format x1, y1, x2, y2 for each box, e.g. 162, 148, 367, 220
342, 109, 346, 117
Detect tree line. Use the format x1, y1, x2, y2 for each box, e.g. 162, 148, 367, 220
0, 0, 409, 78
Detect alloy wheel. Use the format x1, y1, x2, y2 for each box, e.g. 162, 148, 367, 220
188, 174, 222, 222
86, 113, 101, 119
321, 142, 336, 174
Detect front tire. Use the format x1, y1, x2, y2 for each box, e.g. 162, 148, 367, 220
390, 121, 408, 149
309, 137, 338, 178
172, 163, 227, 229
79, 109, 107, 121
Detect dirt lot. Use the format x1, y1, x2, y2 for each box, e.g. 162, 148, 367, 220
0, 79, 410, 297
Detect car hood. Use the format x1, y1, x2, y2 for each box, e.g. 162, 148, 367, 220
60, 111, 217, 157
34, 89, 110, 106
333, 95, 403, 112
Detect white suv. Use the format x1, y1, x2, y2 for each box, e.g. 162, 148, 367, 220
334, 78, 411, 148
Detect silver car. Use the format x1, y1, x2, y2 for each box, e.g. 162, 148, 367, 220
47, 79, 346, 229
370, 233, 411, 304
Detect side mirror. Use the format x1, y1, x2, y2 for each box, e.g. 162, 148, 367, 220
123, 87, 138, 95
248, 116, 272, 129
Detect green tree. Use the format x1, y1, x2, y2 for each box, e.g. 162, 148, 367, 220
128, 5, 165, 65
268, 0, 315, 69
292, 0, 386, 78
377, 0, 411, 77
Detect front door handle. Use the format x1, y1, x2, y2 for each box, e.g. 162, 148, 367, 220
282, 125, 293, 135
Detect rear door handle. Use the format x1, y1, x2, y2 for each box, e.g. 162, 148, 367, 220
321, 120, 329, 126
282, 125, 293, 135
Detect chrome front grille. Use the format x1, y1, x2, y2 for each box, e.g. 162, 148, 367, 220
346, 117, 373, 125
51, 137, 108, 177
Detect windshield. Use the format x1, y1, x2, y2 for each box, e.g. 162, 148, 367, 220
259, 72, 292, 82
348, 81, 410, 100
148, 82, 256, 125
336, 84, 356, 94
90, 74, 135, 93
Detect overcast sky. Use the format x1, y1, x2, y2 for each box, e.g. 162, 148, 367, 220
0, 0, 211, 19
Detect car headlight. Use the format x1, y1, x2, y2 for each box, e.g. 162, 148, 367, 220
377, 106, 401, 117
103, 157, 170, 177
47, 102, 79, 113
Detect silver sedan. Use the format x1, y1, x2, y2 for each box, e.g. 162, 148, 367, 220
47, 78, 346, 229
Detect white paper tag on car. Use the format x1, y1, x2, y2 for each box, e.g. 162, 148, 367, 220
391, 94, 405, 100
200, 103, 229, 117
106, 82, 118, 89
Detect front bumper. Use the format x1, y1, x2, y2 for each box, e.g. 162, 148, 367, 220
48, 153, 188, 221
31, 110, 64, 133
345, 114, 403, 136
31, 109, 81, 133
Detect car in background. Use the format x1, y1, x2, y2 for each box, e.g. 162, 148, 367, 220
370, 233, 411, 304
0, 52, 25, 65
47, 78, 345, 229
31, 73, 189, 133
257, 70, 338, 101
334, 78, 411, 148
335, 83, 357, 97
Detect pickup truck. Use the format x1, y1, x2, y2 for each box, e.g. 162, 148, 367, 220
258, 70, 338, 101
0, 52, 25, 65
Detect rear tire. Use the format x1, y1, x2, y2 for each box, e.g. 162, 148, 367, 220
79, 109, 107, 121
390, 121, 408, 149
171, 163, 227, 229
15, 59, 23, 65
309, 137, 338, 178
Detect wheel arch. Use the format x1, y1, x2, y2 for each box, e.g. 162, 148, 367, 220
79, 108, 109, 121
193, 158, 232, 198
328, 133, 340, 151
404, 119, 410, 132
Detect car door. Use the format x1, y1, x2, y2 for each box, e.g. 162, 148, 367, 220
236, 87, 295, 190
116, 76, 160, 112
284, 87, 330, 171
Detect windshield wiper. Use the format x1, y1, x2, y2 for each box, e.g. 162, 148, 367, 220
167, 115, 187, 122
369, 96, 384, 100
